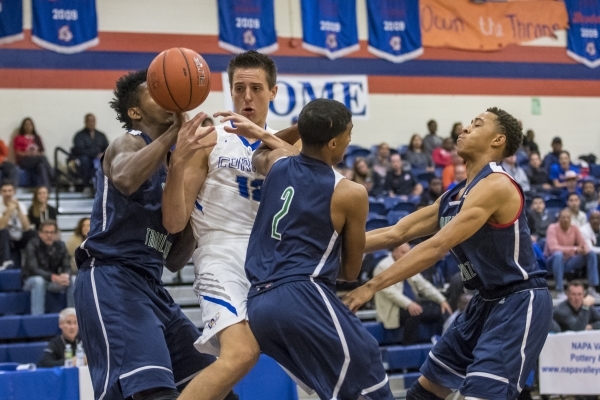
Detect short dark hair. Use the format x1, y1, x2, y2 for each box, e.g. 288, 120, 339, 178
531, 195, 544, 202
567, 192, 580, 202
227, 50, 277, 89
0, 181, 14, 189
559, 150, 571, 159
486, 107, 522, 157
297, 99, 352, 147
109, 70, 147, 130
38, 220, 58, 232
567, 280, 585, 292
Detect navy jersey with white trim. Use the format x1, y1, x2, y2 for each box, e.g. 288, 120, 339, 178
245, 154, 343, 289
76, 131, 172, 283
438, 162, 544, 291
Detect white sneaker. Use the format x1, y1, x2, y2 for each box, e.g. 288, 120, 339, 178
0, 260, 14, 271
555, 291, 567, 302
588, 287, 600, 302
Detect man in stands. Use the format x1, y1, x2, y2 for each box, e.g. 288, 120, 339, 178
527, 195, 556, 242
566, 192, 587, 229
553, 281, 600, 332
384, 153, 422, 199
422, 119, 441, 155
446, 164, 466, 191
581, 210, 600, 266
502, 154, 530, 192
38, 307, 84, 367
70, 113, 109, 192
367, 142, 391, 178
419, 177, 443, 208
550, 151, 580, 189
580, 180, 598, 213
431, 137, 454, 169
525, 152, 552, 192
0, 181, 35, 267
542, 136, 563, 172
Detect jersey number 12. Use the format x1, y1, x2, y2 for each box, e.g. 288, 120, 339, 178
271, 187, 295, 240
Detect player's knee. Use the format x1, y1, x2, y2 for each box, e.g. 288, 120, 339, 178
233, 341, 260, 370
132, 387, 179, 400
405, 380, 445, 400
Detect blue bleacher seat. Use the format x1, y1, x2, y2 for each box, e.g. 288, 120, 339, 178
386, 344, 432, 371
18, 169, 34, 188
0, 270, 22, 292
590, 164, 600, 179
368, 201, 387, 216
387, 211, 409, 226
5, 342, 47, 364
363, 322, 384, 344
383, 196, 400, 210
0, 292, 29, 315
416, 172, 437, 183
392, 202, 416, 213
0, 346, 8, 363
0, 362, 19, 371
545, 197, 565, 209
21, 314, 60, 338
366, 217, 389, 231
45, 292, 67, 314
0, 316, 22, 340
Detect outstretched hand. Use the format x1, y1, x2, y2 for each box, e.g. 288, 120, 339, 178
172, 112, 216, 165
214, 110, 266, 141
342, 285, 376, 314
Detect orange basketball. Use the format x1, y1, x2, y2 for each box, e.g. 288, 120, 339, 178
147, 48, 211, 112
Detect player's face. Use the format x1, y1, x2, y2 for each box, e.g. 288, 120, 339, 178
59, 315, 79, 342
230, 68, 277, 127
458, 112, 503, 159
136, 84, 174, 128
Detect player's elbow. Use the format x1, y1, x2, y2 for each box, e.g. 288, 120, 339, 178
163, 217, 185, 235
111, 174, 138, 197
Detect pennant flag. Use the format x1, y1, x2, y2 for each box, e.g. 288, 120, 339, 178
0, 0, 24, 46
366, 0, 423, 63
31, 0, 99, 54
300, 0, 359, 59
565, 0, 600, 68
218, 0, 278, 54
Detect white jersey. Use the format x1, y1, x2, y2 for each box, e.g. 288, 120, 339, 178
190, 123, 276, 240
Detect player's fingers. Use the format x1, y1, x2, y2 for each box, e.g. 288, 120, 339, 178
223, 125, 237, 134
213, 110, 234, 118
195, 126, 215, 139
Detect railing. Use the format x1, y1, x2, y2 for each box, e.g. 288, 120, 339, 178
53, 146, 75, 211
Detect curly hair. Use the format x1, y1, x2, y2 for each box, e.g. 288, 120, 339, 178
486, 107, 522, 157
109, 70, 147, 130
227, 50, 277, 89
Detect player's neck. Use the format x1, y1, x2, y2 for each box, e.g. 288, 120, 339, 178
464, 156, 500, 184
300, 148, 334, 166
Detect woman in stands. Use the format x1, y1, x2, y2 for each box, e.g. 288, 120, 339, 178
13, 118, 53, 188
352, 157, 383, 197
450, 122, 462, 144
66, 217, 90, 275
404, 134, 434, 173
28, 186, 57, 231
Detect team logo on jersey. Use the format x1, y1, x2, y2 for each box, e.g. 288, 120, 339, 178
207, 312, 221, 329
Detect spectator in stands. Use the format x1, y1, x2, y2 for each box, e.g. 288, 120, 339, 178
527, 195, 556, 242
66, 217, 90, 274
419, 177, 443, 208
523, 129, 539, 154
28, 186, 57, 231
0, 181, 35, 257
351, 157, 383, 198
525, 152, 552, 193
550, 151, 580, 189
422, 119, 442, 155
0, 137, 18, 186
447, 164, 466, 191
545, 209, 600, 301
542, 136, 563, 172
567, 192, 587, 228
38, 307, 84, 367
580, 180, 599, 213
450, 122, 462, 144
22, 220, 73, 315
404, 134, 434, 172
373, 243, 452, 345
581, 210, 600, 262
502, 155, 531, 192
431, 137, 454, 169
367, 142, 391, 178
201, 117, 214, 127
553, 281, 600, 332
70, 114, 109, 190
13, 118, 53, 188
561, 170, 582, 201
384, 153, 423, 199
442, 151, 464, 190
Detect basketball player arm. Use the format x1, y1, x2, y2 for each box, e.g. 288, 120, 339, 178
253, 148, 297, 176
337, 182, 369, 281
164, 221, 196, 272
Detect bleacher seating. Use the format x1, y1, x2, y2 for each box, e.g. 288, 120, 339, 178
0, 270, 22, 292
0, 342, 47, 364
0, 314, 60, 340
383, 343, 432, 371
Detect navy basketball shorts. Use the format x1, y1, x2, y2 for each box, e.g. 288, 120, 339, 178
248, 278, 394, 400
420, 288, 552, 400
74, 265, 216, 399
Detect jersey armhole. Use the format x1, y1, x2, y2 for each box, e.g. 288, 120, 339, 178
333, 168, 345, 188
487, 172, 524, 229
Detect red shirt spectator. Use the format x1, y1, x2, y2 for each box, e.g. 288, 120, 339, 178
432, 138, 454, 168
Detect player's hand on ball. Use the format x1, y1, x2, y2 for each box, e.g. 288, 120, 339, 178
214, 110, 267, 141
172, 112, 216, 165
343, 285, 375, 313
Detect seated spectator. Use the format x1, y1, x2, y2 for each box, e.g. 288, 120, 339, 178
22, 220, 73, 315
525, 152, 552, 193
0, 137, 18, 186
449, 122, 462, 144
0, 181, 36, 257
367, 142, 391, 178
404, 134, 434, 172
351, 157, 383, 197
527, 195, 556, 242
442, 151, 464, 189
447, 164, 466, 191
523, 129, 539, 154
580, 180, 599, 213
431, 137, 454, 169
373, 243, 452, 344
550, 151, 580, 189
28, 186, 57, 231
502, 155, 530, 192
419, 177, 443, 208
560, 170, 582, 202
38, 307, 84, 367
566, 192, 587, 228
70, 114, 109, 189
545, 209, 599, 301
581, 210, 600, 264
542, 136, 563, 172
553, 281, 600, 332
422, 119, 442, 154
66, 217, 90, 274
13, 117, 53, 187
384, 154, 423, 199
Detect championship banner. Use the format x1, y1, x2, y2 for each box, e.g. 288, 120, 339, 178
221, 73, 369, 120
565, 0, 600, 68
217, 0, 278, 54
0, 0, 23, 46
300, 0, 359, 60
420, 0, 568, 51
366, 0, 423, 63
539, 330, 600, 395
31, 0, 99, 54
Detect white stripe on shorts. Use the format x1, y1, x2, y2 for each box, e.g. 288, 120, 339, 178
119, 365, 172, 380
91, 267, 111, 400
517, 290, 535, 392
466, 371, 509, 384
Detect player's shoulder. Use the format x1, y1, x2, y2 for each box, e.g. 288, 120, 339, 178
334, 177, 368, 201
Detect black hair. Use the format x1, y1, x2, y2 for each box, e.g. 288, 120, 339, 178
38, 219, 58, 232
297, 99, 352, 147
408, 134, 421, 151
109, 70, 147, 130
567, 192, 580, 202
531, 195, 544, 201
227, 50, 277, 89
486, 107, 522, 157
558, 150, 571, 158
0, 180, 14, 189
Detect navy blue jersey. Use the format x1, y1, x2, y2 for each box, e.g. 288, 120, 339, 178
438, 162, 545, 292
77, 130, 172, 283
245, 154, 344, 292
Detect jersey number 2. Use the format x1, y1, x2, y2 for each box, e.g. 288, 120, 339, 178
271, 187, 295, 240
236, 176, 263, 201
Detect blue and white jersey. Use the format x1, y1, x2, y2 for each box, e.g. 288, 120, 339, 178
217, 0, 278, 54
0, 0, 24, 46
190, 123, 276, 240
77, 131, 171, 283
565, 0, 600, 68
438, 162, 545, 292
245, 154, 345, 293
31, 0, 98, 54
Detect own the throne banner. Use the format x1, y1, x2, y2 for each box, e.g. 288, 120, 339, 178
0, 0, 23, 46
218, 0, 278, 54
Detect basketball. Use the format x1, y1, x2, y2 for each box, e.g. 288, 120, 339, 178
147, 47, 211, 112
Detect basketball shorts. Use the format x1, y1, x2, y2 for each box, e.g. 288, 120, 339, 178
248, 278, 394, 400
74, 265, 215, 399
420, 287, 552, 400
192, 233, 250, 357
